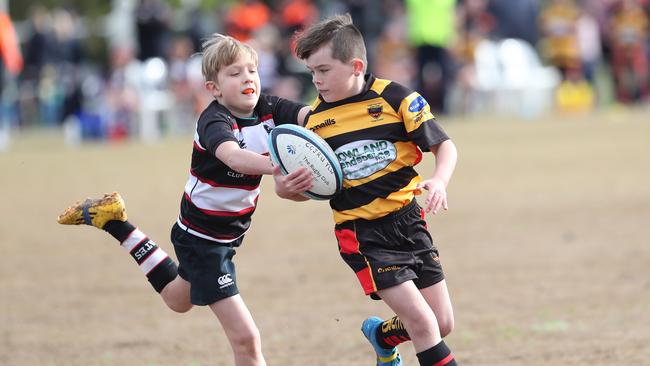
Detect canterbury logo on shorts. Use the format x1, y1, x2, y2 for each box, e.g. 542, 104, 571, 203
217, 274, 233, 288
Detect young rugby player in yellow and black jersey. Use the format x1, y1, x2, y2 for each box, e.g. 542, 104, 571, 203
275, 14, 459, 366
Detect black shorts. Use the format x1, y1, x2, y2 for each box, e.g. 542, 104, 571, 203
334, 200, 445, 300
170, 223, 242, 306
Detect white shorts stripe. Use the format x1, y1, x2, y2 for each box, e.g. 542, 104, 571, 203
175, 218, 245, 243
140, 247, 168, 275
121, 229, 147, 252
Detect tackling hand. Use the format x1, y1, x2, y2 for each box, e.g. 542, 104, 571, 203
416, 178, 448, 214
272, 165, 313, 199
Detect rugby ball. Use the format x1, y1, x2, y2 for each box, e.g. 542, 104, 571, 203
268, 124, 343, 200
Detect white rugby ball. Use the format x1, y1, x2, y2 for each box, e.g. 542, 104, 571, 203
268, 124, 343, 200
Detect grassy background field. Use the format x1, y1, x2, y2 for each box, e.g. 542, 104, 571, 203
1, 109, 649, 365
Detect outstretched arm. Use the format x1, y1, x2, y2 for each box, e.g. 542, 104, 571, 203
215, 141, 274, 175
416, 139, 458, 214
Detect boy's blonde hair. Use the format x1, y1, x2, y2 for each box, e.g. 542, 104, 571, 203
201, 33, 258, 82
294, 13, 367, 67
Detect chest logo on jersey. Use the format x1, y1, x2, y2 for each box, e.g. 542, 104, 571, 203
367, 104, 384, 121
335, 140, 397, 180
237, 138, 247, 149
309, 118, 336, 132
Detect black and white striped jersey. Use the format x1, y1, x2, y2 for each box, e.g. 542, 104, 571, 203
177, 95, 304, 243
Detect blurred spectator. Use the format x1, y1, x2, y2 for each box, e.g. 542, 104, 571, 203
405, 0, 457, 114
0, 5, 23, 150
539, 0, 598, 113
0, 8, 23, 80
576, 5, 602, 85
249, 25, 282, 93
22, 6, 53, 83
372, 0, 415, 87
105, 0, 137, 57
19, 6, 53, 127
456, 0, 496, 62
224, 0, 270, 42
340, 0, 385, 67
167, 35, 196, 133
105, 45, 142, 140
487, 0, 540, 46
453, 0, 496, 113
279, 0, 319, 35
135, 0, 171, 61
18, 6, 86, 127
52, 8, 85, 123
186, 6, 211, 53
539, 0, 582, 79
270, 74, 304, 101
645, 0, 650, 70
607, 0, 649, 103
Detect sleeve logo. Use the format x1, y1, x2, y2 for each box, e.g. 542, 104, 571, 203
408, 95, 427, 112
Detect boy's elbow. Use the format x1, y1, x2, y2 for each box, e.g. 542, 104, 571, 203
439, 139, 457, 155
430, 139, 455, 155
442, 138, 456, 149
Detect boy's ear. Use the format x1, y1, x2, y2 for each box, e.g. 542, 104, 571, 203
351, 58, 365, 77
205, 80, 221, 97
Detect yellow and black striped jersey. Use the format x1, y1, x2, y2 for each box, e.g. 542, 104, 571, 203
305, 74, 449, 224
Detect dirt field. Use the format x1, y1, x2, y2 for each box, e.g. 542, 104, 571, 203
1, 109, 649, 366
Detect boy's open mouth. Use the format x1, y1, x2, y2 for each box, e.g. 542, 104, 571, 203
243, 88, 255, 95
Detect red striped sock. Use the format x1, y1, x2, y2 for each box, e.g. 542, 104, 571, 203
416, 340, 456, 366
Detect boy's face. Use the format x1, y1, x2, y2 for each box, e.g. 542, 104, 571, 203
207, 53, 260, 118
305, 43, 363, 103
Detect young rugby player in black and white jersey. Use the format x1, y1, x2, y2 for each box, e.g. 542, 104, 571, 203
275, 14, 459, 366
57, 34, 312, 366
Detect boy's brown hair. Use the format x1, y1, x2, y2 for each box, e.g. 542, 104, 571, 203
201, 33, 258, 82
294, 13, 367, 67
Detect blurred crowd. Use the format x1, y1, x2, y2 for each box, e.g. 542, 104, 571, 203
0, 0, 649, 143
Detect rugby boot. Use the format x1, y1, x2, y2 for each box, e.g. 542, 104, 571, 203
57, 192, 127, 228
362, 316, 403, 366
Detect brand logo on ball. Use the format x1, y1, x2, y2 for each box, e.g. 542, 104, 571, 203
217, 274, 233, 287
335, 139, 397, 179
286, 144, 296, 155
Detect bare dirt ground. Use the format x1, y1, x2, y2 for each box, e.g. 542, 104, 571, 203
1, 109, 649, 366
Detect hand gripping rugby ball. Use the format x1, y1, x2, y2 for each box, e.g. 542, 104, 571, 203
268, 124, 343, 200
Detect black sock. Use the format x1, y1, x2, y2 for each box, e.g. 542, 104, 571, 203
106, 222, 178, 293
416, 340, 456, 366
103, 220, 136, 242
376, 316, 411, 348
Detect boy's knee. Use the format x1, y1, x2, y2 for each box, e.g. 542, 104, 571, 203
169, 304, 192, 313
230, 328, 261, 355
401, 315, 438, 340
165, 298, 193, 313
439, 317, 454, 337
